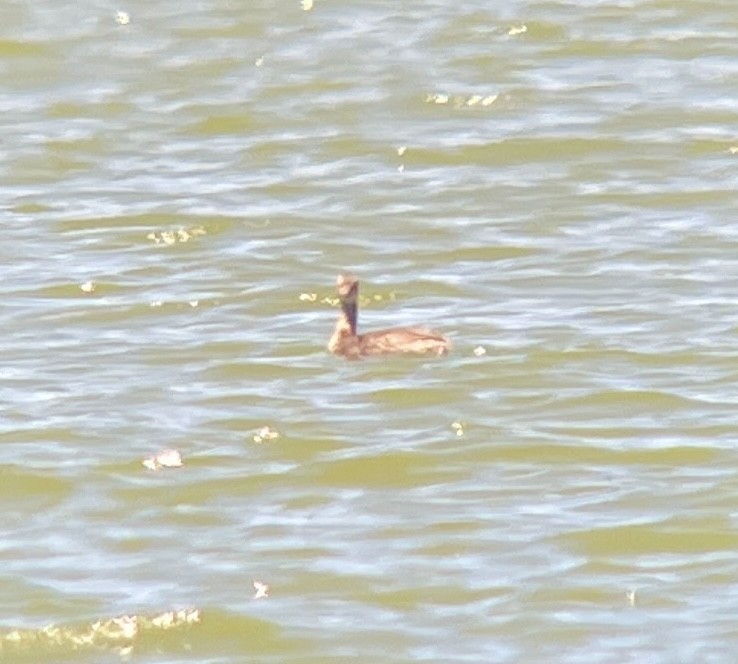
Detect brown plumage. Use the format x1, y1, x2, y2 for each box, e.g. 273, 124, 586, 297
328, 273, 450, 358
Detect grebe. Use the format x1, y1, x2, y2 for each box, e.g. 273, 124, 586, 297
328, 273, 451, 358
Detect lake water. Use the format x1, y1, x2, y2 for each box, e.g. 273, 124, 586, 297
2, 0, 738, 662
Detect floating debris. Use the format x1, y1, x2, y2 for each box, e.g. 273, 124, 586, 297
398, 164, 405, 173
301, 0, 314, 10
142, 449, 183, 471
188, 300, 199, 308
149, 300, 163, 308
80, 280, 96, 293
425, 92, 497, 107
451, 421, 465, 437
426, 93, 449, 105
626, 589, 637, 606
146, 226, 206, 246
508, 24, 528, 36
321, 290, 394, 308
0, 608, 201, 656
253, 425, 279, 444
299, 292, 317, 302
150, 231, 175, 246
397, 146, 407, 156
255, 56, 264, 67
115, 10, 130, 25
729, 146, 738, 155
473, 345, 487, 356
253, 581, 270, 599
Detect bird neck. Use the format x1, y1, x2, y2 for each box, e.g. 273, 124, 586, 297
341, 298, 358, 335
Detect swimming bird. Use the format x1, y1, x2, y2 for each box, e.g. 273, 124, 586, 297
328, 273, 450, 358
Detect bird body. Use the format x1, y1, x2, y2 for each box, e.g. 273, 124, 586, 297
328, 274, 450, 358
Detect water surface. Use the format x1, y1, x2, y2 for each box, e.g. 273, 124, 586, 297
2, 0, 738, 662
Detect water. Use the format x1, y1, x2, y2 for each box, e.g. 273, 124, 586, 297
2, 0, 738, 661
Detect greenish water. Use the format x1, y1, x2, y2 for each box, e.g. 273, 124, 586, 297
2, 0, 738, 662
